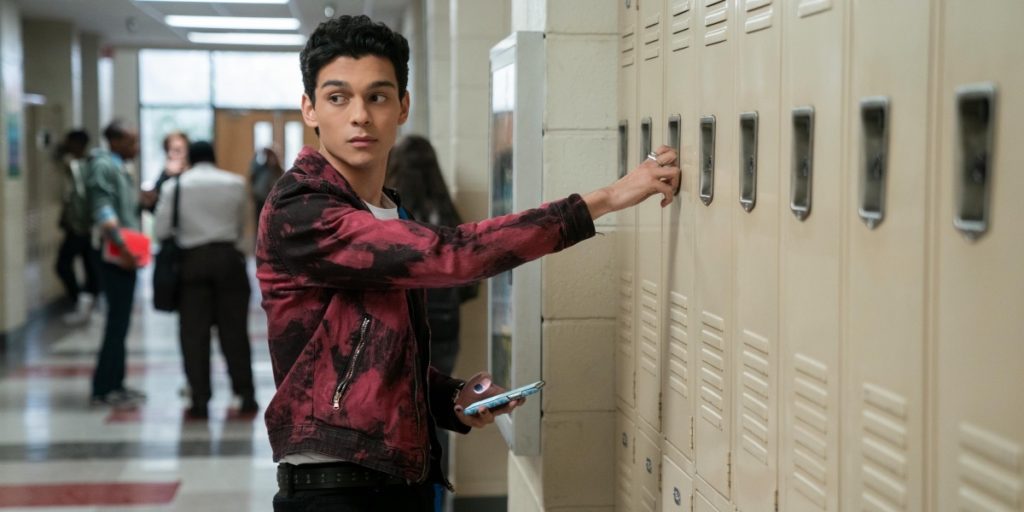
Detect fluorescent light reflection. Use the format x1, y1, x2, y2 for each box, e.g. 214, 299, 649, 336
166, 15, 300, 31
187, 32, 306, 46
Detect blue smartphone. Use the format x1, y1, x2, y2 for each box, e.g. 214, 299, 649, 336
463, 380, 545, 416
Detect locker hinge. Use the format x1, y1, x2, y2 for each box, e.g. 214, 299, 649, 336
658, 391, 663, 424
774, 489, 779, 512
726, 451, 732, 492
689, 416, 695, 451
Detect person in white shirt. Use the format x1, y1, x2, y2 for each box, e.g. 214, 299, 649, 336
154, 140, 257, 419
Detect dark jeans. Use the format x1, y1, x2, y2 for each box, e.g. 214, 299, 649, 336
272, 484, 435, 512
55, 231, 100, 301
179, 243, 254, 405
92, 262, 137, 397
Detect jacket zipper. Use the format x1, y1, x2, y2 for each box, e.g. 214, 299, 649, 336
333, 315, 371, 410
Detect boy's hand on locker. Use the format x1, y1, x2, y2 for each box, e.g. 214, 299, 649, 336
583, 145, 680, 220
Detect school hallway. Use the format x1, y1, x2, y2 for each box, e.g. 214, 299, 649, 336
0, 264, 279, 511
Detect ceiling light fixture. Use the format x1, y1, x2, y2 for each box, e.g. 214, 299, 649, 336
187, 32, 306, 46
166, 15, 300, 31
139, 0, 288, 4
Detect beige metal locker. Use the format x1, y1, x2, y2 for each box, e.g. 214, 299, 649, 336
694, 0, 736, 499
662, 0, 699, 463
778, 0, 846, 510
664, 453, 695, 512
732, 1, 782, 511
635, 0, 666, 435
934, 1, 1024, 511
636, 427, 663, 512
618, 411, 638, 512
617, 0, 640, 411
841, 1, 932, 512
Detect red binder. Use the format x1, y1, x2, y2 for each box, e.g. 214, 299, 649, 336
102, 228, 151, 267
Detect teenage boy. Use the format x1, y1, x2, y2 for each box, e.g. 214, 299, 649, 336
258, 15, 680, 511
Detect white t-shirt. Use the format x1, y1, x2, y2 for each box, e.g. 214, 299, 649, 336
279, 193, 399, 466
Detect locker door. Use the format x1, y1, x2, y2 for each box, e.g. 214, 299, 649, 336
733, 1, 781, 511
694, 0, 736, 499
616, 0, 639, 412
778, 1, 845, 511
934, 1, 1024, 511
635, 0, 666, 434
663, 0, 699, 463
841, 2, 932, 512
618, 411, 638, 512
635, 428, 662, 512
663, 454, 695, 512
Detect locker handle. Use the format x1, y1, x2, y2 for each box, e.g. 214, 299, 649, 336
858, 97, 889, 229
699, 115, 716, 206
673, 487, 681, 505
954, 83, 996, 240
645, 457, 653, 473
739, 111, 759, 212
621, 432, 628, 447
640, 117, 653, 165
668, 114, 682, 195
618, 121, 629, 179
790, 106, 815, 221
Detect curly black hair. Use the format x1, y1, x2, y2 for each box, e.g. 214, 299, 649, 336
300, 15, 410, 105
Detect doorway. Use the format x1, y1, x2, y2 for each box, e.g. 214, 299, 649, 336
213, 109, 317, 248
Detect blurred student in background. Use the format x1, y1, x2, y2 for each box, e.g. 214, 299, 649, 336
54, 129, 100, 325
140, 131, 189, 212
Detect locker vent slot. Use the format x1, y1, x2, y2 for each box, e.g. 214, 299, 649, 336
861, 383, 909, 511
619, 121, 630, 179
792, 352, 829, 509
639, 280, 660, 386
621, 26, 636, 68
745, 0, 771, 11
699, 311, 726, 430
667, 292, 690, 401
790, 107, 815, 221
797, 0, 832, 18
643, 16, 661, 61
954, 83, 996, 240
740, 329, 771, 466
745, 5, 773, 34
670, 7, 692, 52
617, 420, 634, 509
671, 0, 692, 16
957, 422, 1022, 511
704, 2, 730, 46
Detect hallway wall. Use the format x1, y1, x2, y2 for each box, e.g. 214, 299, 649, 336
0, 0, 26, 333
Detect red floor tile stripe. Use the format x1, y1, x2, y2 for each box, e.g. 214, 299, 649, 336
0, 482, 180, 507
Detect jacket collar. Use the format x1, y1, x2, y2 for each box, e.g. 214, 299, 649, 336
293, 146, 403, 212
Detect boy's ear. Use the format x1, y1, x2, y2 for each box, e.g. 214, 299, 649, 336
398, 92, 410, 125
301, 94, 319, 129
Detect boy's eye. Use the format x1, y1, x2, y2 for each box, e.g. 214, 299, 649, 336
328, 94, 347, 104
370, 93, 388, 103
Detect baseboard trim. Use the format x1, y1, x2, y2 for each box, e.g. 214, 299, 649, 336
453, 495, 507, 512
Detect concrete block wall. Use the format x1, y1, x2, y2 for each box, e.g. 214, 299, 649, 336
508, 0, 621, 510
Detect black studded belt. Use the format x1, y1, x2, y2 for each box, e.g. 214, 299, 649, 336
276, 462, 409, 496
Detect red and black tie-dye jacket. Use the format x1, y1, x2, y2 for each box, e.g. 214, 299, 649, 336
255, 146, 596, 482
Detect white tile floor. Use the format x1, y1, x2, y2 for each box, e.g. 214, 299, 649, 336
0, 264, 280, 510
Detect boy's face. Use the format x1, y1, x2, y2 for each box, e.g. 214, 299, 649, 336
301, 55, 410, 173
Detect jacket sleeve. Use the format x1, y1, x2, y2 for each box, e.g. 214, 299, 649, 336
266, 183, 596, 290
428, 367, 471, 434
152, 179, 174, 241
86, 158, 120, 226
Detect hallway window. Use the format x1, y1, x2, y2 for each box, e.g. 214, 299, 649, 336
139, 50, 213, 187
212, 52, 302, 109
